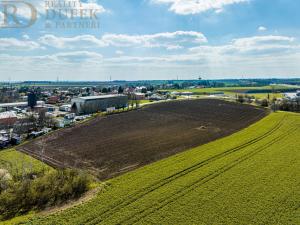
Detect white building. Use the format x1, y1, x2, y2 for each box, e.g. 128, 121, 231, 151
284, 91, 300, 100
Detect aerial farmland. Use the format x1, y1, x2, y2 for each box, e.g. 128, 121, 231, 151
1, 0, 300, 222
18, 99, 267, 179
0, 85, 299, 224
15, 111, 300, 225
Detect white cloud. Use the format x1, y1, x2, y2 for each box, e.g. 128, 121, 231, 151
258, 26, 267, 31
232, 35, 295, 53
101, 31, 207, 48
105, 53, 204, 64
166, 45, 183, 50
151, 0, 248, 15
38, 34, 107, 49
39, 31, 207, 49
190, 35, 297, 55
0, 51, 103, 67
22, 34, 30, 40
0, 12, 4, 23
116, 50, 124, 55
77, 1, 106, 14
53, 51, 103, 63
1, 34, 300, 80
0, 38, 40, 50
215, 8, 224, 14
233, 35, 294, 44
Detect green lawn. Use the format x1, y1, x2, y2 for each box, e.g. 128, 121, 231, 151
139, 100, 151, 104
0, 148, 50, 178
250, 93, 284, 99
13, 111, 300, 225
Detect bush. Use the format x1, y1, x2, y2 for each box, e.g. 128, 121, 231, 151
0, 169, 91, 221
236, 95, 245, 103
261, 99, 269, 107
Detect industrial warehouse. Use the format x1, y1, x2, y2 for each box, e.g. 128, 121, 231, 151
71, 94, 128, 115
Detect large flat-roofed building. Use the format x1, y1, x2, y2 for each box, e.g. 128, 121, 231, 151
71, 95, 128, 115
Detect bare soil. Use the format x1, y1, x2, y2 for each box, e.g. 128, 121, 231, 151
18, 99, 267, 180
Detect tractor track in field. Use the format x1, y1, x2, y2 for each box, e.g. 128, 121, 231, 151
124, 125, 299, 225
82, 116, 287, 225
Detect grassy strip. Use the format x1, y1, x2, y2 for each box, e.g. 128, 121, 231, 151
0, 149, 50, 178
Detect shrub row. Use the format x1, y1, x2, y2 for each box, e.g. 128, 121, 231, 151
0, 169, 91, 221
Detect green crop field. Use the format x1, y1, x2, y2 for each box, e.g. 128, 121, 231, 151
250, 93, 283, 99
162, 85, 298, 99
9, 111, 298, 225
0, 149, 50, 177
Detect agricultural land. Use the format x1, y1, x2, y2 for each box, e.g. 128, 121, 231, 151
12, 111, 300, 225
18, 99, 267, 180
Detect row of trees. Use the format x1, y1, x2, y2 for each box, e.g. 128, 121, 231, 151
236, 94, 276, 108
236, 94, 300, 112
279, 99, 300, 112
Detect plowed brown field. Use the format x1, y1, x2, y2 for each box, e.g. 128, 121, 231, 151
18, 99, 267, 180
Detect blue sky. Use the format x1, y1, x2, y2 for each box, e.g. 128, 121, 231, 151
0, 0, 300, 81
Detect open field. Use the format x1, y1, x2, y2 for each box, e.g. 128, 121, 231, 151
0, 149, 50, 177
18, 99, 267, 180
16, 112, 300, 225
163, 85, 298, 99
250, 93, 283, 99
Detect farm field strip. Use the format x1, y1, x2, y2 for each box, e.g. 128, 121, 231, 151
84, 115, 291, 225
18, 99, 267, 180
161, 85, 298, 99
136, 122, 300, 225
83, 115, 286, 225
120, 125, 298, 225
23, 112, 300, 225
104, 114, 298, 225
